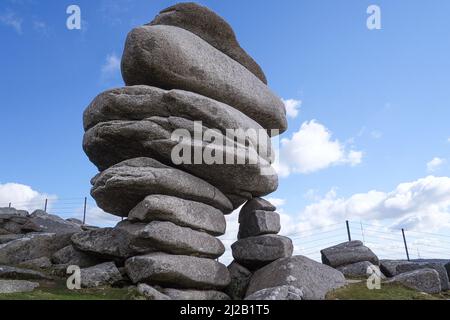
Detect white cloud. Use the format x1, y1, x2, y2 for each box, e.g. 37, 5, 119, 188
370, 130, 383, 139
84, 206, 121, 227
0, 182, 57, 212
0, 11, 23, 34
276, 120, 362, 176
101, 53, 121, 79
282, 99, 301, 118
266, 197, 286, 208
427, 157, 445, 173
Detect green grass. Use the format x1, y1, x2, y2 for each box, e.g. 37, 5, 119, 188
327, 281, 450, 300
0, 281, 140, 300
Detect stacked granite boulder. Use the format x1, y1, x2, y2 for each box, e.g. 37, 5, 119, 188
80, 3, 287, 300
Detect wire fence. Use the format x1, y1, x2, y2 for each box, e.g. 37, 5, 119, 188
2, 198, 450, 263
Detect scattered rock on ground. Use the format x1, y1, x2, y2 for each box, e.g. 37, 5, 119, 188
80, 262, 123, 288
246, 255, 346, 300
137, 283, 171, 300
0, 280, 39, 294
160, 288, 230, 300
0, 265, 52, 280
396, 262, 449, 291
245, 285, 303, 301
386, 268, 442, 294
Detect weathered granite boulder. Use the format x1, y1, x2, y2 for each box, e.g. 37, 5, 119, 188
91, 157, 233, 216
52, 245, 103, 268
0, 234, 25, 244
121, 25, 286, 133
321, 241, 379, 268
83, 118, 277, 205
386, 268, 442, 294
137, 283, 171, 300
125, 253, 230, 289
337, 261, 385, 279
116, 220, 225, 259
0, 233, 72, 265
149, 2, 267, 84
225, 261, 252, 300
238, 210, 280, 239
396, 262, 449, 291
18, 257, 52, 270
379, 260, 407, 277
245, 285, 303, 301
80, 262, 123, 288
71, 228, 142, 259
128, 195, 226, 236
246, 256, 346, 300
232, 235, 293, 270
160, 288, 230, 300
0, 207, 28, 217
0, 210, 41, 234
239, 198, 276, 223
28, 210, 82, 235
0, 265, 52, 280
0, 280, 39, 294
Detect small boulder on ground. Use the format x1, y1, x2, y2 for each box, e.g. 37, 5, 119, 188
160, 288, 230, 300
321, 241, 379, 268
137, 283, 171, 300
0, 265, 52, 280
245, 285, 303, 301
0, 280, 39, 294
225, 261, 252, 300
386, 268, 442, 294
396, 262, 449, 291
246, 255, 346, 300
80, 262, 123, 288
232, 235, 293, 270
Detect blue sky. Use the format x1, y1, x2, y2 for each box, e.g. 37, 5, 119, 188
1, 0, 450, 261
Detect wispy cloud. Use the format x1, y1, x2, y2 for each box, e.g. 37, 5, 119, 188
282, 98, 301, 119
101, 53, 121, 80
0, 10, 23, 34
427, 157, 445, 173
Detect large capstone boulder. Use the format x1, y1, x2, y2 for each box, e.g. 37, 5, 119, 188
149, 2, 267, 84
0, 280, 39, 294
52, 245, 103, 268
160, 288, 230, 300
396, 262, 449, 291
225, 261, 252, 300
232, 235, 293, 270
91, 157, 233, 216
337, 261, 385, 279
116, 220, 225, 259
128, 195, 226, 236
71, 228, 143, 259
27, 210, 82, 235
246, 256, 346, 300
238, 210, 280, 239
0, 265, 52, 280
121, 25, 287, 133
386, 268, 442, 294
0, 233, 72, 265
80, 262, 123, 288
125, 252, 230, 290
321, 241, 379, 268
245, 285, 303, 301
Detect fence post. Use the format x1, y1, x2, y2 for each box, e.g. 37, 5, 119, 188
346, 220, 352, 241
44, 199, 48, 212
8, 202, 11, 208
83, 197, 87, 225
402, 228, 410, 261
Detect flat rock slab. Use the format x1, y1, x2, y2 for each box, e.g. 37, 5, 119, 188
396, 262, 449, 291
117, 220, 225, 259
386, 268, 442, 294
239, 198, 276, 224
149, 2, 267, 84
125, 253, 230, 290
232, 235, 293, 270
28, 210, 82, 235
121, 25, 287, 133
0, 280, 39, 294
246, 255, 346, 300
80, 262, 123, 288
238, 210, 280, 239
91, 157, 233, 217
0, 233, 72, 265
128, 195, 226, 236
321, 241, 379, 268
225, 261, 252, 300
337, 261, 385, 279
0, 265, 52, 280
245, 285, 303, 301
161, 288, 230, 300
